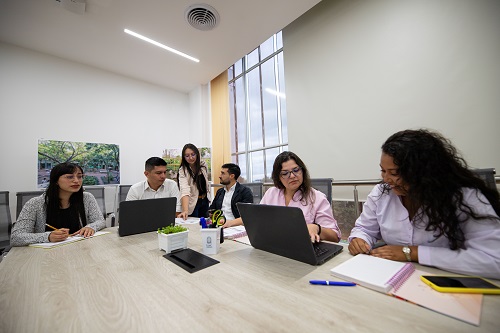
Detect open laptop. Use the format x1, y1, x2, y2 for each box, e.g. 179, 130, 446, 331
237, 203, 343, 265
118, 197, 176, 237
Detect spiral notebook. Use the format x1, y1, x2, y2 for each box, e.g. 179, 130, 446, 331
223, 226, 247, 240
330, 254, 483, 326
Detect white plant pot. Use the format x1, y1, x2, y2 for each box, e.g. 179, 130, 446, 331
158, 230, 189, 253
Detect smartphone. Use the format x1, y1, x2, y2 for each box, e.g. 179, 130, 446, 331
420, 275, 500, 294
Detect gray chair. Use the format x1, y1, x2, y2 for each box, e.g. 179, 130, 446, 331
111, 185, 131, 227
310, 178, 333, 204
84, 187, 106, 219
243, 182, 263, 204
16, 191, 44, 219
471, 168, 497, 191
0, 191, 12, 254
118, 185, 132, 203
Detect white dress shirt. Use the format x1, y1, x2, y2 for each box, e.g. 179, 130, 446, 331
126, 179, 181, 212
221, 183, 236, 220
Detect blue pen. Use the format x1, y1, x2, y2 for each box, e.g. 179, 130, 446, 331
309, 280, 356, 286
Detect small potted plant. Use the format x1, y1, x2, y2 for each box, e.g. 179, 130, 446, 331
158, 225, 189, 253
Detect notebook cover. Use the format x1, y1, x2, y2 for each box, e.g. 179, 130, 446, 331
163, 248, 219, 273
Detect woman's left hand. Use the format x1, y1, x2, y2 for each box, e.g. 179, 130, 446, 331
306, 224, 321, 243
72, 227, 95, 238
370, 245, 407, 261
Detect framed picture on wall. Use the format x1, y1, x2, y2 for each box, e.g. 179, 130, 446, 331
38, 139, 120, 188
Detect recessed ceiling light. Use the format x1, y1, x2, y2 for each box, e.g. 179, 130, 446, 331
124, 29, 200, 63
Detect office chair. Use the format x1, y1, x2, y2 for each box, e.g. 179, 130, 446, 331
83, 187, 106, 219
110, 185, 131, 227
310, 178, 333, 204
243, 182, 263, 204
471, 168, 497, 192
16, 191, 44, 219
0, 191, 13, 259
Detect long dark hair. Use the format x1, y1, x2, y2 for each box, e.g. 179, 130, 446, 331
381, 129, 500, 250
179, 143, 204, 182
271, 151, 314, 205
45, 162, 87, 227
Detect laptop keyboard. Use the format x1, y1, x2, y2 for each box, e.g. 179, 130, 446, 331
313, 244, 328, 257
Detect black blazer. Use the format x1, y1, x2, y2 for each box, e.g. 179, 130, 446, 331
209, 182, 254, 219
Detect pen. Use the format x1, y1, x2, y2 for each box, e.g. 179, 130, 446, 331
309, 280, 356, 286
45, 223, 58, 230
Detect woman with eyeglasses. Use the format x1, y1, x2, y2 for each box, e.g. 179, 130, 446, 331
177, 143, 211, 220
225, 151, 341, 243
11, 162, 106, 246
348, 129, 500, 279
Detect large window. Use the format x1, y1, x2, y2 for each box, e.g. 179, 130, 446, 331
228, 32, 288, 182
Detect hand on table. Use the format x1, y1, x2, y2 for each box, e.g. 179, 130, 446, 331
72, 227, 95, 238
348, 237, 371, 255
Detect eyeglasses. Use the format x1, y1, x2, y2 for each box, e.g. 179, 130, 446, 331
184, 153, 197, 159
280, 167, 302, 179
62, 174, 84, 181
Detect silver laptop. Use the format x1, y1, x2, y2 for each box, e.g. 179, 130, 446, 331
237, 203, 343, 265
118, 197, 176, 236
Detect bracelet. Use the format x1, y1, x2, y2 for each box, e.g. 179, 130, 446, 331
313, 222, 321, 235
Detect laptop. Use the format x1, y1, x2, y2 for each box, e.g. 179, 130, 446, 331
118, 197, 176, 237
237, 203, 343, 265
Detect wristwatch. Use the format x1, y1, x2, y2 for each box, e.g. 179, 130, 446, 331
402, 246, 411, 261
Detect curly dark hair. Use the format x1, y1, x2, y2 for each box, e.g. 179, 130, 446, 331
45, 162, 87, 227
271, 151, 315, 205
381, 129, 500, 250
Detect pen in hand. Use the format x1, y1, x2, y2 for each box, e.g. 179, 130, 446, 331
45, 223, 58, 230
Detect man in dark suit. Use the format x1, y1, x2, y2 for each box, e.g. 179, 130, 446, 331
209, 163, 253, 227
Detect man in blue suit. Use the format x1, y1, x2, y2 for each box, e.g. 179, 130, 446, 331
209, 163, 253, 227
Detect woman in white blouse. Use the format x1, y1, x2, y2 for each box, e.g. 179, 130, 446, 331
348, 129, 500, 279
177, 143, 211, 219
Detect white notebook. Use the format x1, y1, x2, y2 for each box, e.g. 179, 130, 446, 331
29, 231, 110, 249
330, 254, 483, 326
223, 226, 247, 240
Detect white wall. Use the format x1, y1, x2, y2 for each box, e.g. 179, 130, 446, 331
283, 0, 500, 199
0, 42, 208, 217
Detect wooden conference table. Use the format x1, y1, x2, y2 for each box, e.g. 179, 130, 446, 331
0, 225, 499, 333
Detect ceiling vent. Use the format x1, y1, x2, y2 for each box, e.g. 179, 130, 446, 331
185, 4, 220, 31
55, 0, 86, 15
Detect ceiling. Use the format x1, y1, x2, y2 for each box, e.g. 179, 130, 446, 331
0, 0, 322, 93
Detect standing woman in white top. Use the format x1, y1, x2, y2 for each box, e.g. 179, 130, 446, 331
348, 129, 500, 279
177, 143, 211, 219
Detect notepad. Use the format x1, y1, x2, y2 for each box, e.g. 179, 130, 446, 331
223, 226, 247, 240
330, 254, 483, 326
29, 231, 110, 249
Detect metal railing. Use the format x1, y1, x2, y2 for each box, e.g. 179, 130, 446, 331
212, 176, 500, 216
331, 180, 380, 216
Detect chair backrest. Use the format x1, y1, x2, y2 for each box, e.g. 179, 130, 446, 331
0, 191, 12, 249
84, 187, 106, 218
310, 178, 333, 204
109, 185, 132, 227
119, 185, 132, 204
16, 191, 44, 219
471, 168, 497, 191
243, 182, 263, 204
